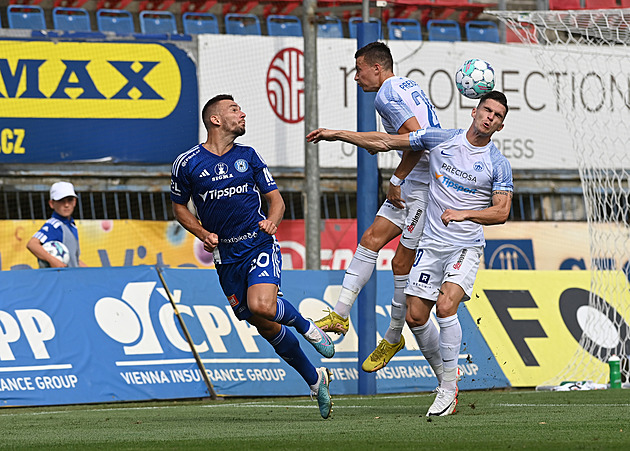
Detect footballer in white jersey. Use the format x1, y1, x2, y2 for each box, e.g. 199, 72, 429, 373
375, 76, 439, 185
307, 91, 513, 416
409, 127, 513, 248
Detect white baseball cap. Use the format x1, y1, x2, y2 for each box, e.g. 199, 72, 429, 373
50, 181, 77, 201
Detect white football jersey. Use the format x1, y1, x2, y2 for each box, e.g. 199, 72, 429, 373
408, 128, 513, 247
375, 77, 440, 184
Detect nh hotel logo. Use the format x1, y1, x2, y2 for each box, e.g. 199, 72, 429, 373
0, 41, 182, 119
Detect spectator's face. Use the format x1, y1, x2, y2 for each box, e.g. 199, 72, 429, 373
49, 196, 77, 218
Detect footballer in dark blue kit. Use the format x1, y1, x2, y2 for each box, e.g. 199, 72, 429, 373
171, 94, 334, 419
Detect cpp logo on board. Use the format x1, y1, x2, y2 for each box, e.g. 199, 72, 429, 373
266, 47, 304, 124
0, 41, 181, 119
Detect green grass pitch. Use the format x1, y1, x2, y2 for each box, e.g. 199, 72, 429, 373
2, 389, 629, 449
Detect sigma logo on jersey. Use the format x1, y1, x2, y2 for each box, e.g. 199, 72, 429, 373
435, 173, 477, 194
441, 163, 477, 182
200, 183, 249, 201
235, 159, 248, 172
473, 161, 485, 172
213, 162, 233, 181
0, 41, 181, 119
453, 249, 468, 270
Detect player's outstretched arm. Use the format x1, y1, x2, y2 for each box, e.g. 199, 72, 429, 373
306, 128, 412, 154
172, 202, 218, 252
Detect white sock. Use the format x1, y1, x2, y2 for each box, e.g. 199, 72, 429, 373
334, 245, 378, 318
383, 275, 408, 343
411, 320, 443, 384
309, 369, 322, 394
436, 314, 462, 392
303, 322, 319, 341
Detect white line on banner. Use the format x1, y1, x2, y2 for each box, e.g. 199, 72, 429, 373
325, 354, 469, 363
115, 358, 281, 366
0, 364, 73, 372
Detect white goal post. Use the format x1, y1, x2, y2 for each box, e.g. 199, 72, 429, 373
491, 9, 630, 389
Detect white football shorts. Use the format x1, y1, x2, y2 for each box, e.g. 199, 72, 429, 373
376, 179, 429, 250
405, 242, 484, 302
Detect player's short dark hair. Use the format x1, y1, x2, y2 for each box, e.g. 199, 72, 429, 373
354, 41, 393, 72
201, 94, 234, 130
478, 91, 509, 117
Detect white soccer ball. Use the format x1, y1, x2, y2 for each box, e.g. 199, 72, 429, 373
455, 59, 495, 99
43, 241, 70, 265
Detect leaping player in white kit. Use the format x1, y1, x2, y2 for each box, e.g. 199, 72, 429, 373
307, 90, 513, 417
315, 42, 445, 378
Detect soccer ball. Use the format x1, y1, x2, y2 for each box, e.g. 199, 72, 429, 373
43, 241, 70, 265
455, 59, 495, 99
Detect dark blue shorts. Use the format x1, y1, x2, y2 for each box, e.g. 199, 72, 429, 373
215, 240, 282, 321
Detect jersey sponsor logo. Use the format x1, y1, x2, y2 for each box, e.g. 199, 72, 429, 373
180, 150, 199, 168
200, 183, 249, 202
199, 169, 210, 178
440, 163, 477, 182
227, 294, 239, 307
419, 272, 430, 284
234, 159, 248, 172
453, 249, 468, 270
220, 230, 258, 244
266, 47, 304, 124
170, 180, 182, 196
0, 41, 181, 119
398, 79, 419, 91
212, 162, 233, 181
440, 150, 453, 157
406, 208, 423, 233
435, 173, 477, 195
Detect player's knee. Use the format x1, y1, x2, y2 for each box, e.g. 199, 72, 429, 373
248, 297, 276, 319
358, 228, 384, 251
405, 308, 428, 328
391, 254, 412, 275
435, 302, 457, 318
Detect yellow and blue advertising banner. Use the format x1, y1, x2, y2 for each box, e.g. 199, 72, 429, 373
0, 39, 197, 162
0, 266, 508, 406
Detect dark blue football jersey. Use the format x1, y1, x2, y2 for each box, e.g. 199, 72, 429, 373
170, 143, 278, 264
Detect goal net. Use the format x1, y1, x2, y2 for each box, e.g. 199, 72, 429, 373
492, 9, 630, 388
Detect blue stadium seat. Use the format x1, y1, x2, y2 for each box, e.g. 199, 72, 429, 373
96, 9, 135, 34
52, 7, 91, 32
53, 7, 92, 31
387, 18, 422, 41
427, 19, 461, 42
182, 12, 219, 35
139, 10, 177, 34
225, 13, 261, 36
7, 5, 46, 30
317, 16, 343, 38
267, 15, 302, 37
349, 17, 381, 39
465, 20, 500, 43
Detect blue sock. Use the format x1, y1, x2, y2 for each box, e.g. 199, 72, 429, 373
269, 326, 318, 386
273, 298, 311, 335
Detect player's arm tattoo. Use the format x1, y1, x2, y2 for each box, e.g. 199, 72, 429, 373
492, 190, 513, 198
